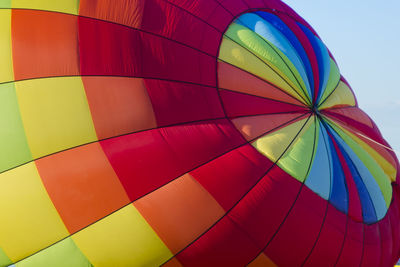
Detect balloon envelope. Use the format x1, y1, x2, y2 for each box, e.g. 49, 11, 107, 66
0, 0, 399, 266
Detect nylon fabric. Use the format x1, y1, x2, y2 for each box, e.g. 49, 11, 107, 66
237, 13, 312, 99
255, 11, 315, 95
305, 121, 332, 200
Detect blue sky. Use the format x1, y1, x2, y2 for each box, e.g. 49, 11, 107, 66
283, 0, 400, 158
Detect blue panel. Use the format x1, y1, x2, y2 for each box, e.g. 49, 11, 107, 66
326, 124, 387, 220
338, 143, 377, 223
236, 13, 312, 96
297, 22, 330, 102
325, 127, 349, 214
305, 121, 331, 199
255, 11, 315, 95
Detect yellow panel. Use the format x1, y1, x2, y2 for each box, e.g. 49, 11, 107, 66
275, 117, 316, 182
0, 163, 69, 262
15, 77, 97, 159
252, 117, 309, 163
219, 37, 308, 105
319, 81, 356, 109
11, 0, 79, 15
73, 204, 173, 267
0, 10, 13, 83
225, 23, 310, 104
332, 121, 396, 182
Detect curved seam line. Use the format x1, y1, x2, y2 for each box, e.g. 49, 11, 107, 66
246, 115, 318, 265
9, 113, 310, 265
160, 114, 313, 266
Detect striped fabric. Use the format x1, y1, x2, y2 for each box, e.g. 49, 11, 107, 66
0, 1, 399, 266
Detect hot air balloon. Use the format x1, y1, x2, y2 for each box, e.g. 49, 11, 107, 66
0, 0, 399, 266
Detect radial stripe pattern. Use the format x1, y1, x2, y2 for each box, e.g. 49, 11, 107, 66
218, 10, 394, 224
0, 1, 399, 267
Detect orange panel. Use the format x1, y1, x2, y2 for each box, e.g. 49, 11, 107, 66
248, 253, 277, 267
162, 258, 184, 267
134, 173, 225, 254
232, 113, 307, 141
11, 9, 79, 80
35, 142, 130, 234
218, 61, 303, 106
82, 77, 157, 140
79, 0, 144, 28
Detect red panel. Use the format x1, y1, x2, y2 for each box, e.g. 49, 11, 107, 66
140, 32, 216, 86
264, 186, 326, 266
361, 223, 381, 267
144, 79, 224, 127
205, 4, 234, 33
389, 188, 400, 265
322, 107, 391, 148
228, 164, 301, 247
101, 119, 244, 201
379, 215, 393, 267
216, 0, 248, 22
78, 16, 216, 86
191, 145, 272, 211
78, 16, 142, 77
141, 0, 221, 55
220, 89, 307, 118
303, 205, 347, 266
175, 216, 260, 267
12, 10, 79, 80
336, 219, 364, 266
169, 0, 233, 32
241, 0, 265, 9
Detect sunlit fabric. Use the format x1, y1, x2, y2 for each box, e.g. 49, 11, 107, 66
0, 1, 399, 266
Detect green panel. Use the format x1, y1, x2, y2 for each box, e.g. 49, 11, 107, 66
252, 117, 310, 167
0, 0, 11, 8
319, 59, 340, 104
326, 119, 392, 207
225, 23, 311, 105
16, 238, 92, 267
0, 83, 32, 173
0, 247, 12, 267
276, 117, 318, 182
